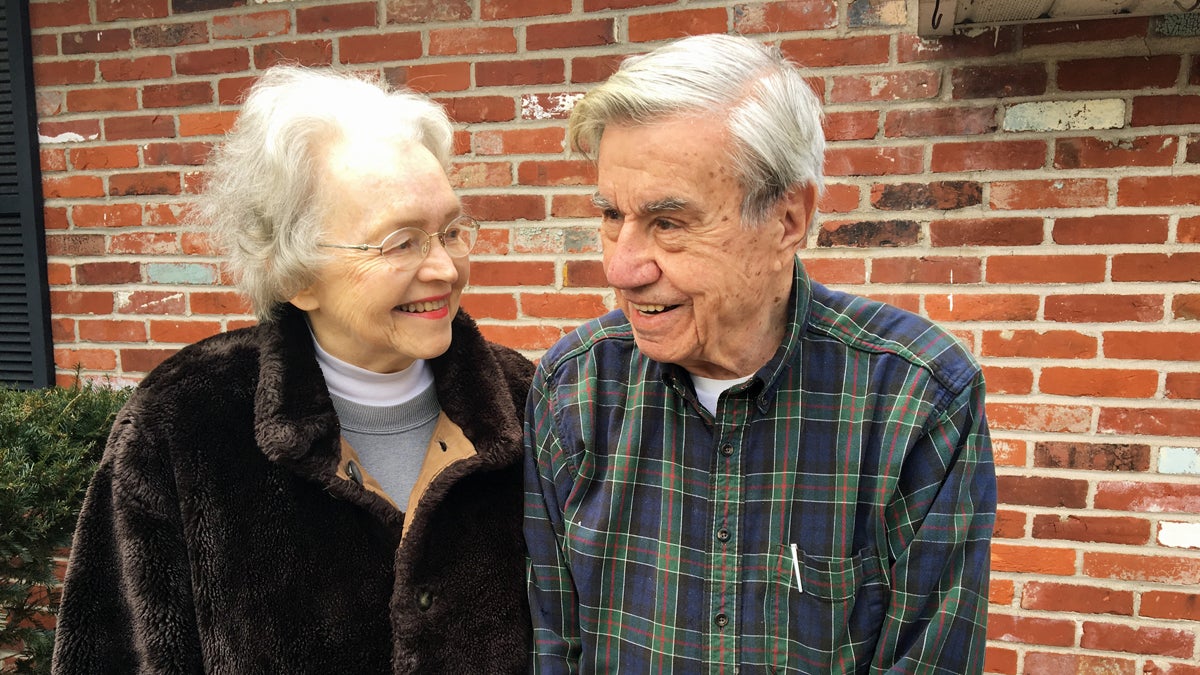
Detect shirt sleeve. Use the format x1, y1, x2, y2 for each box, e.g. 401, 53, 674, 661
523, 364, 583, 675
52, 411, 203, 675
872, 369, 996, 674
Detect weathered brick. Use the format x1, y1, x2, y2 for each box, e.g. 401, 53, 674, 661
296, 2, 377, 33
997, 475, 1088, 508
429, 27, 517, 55
132, 21, 208, 48
1055, 135, 1178, 169
385, 0, 472, 23
870, 181, 981, 211
1021, 580, 1135, 615
817, 220, 919, 248
734, 1, 838, 34
252, 40, 333, 68
627, 8, 728, 42
952, 64, 1047, 99
830, 70, 940, 103
482, 0, 570, 19
212, 10, 291, 40
1081, 622, 1194, 659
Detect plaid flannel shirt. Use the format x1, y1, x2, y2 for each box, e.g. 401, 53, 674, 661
524, 263, 996, 674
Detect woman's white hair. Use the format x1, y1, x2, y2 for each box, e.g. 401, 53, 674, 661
194, 65, 453, 322
568, 33, 825, 226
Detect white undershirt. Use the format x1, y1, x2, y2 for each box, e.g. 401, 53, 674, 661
690, 373, 754, 415
311, 337, 434, 406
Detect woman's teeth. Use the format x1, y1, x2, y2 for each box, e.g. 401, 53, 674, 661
398, 300, 445, 313
632, 303, 669, 314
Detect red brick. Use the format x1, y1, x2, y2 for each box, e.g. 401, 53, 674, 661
190, 291, 252, 315
1055, 135, 1177, 169
78, 319, 148, 342
519, 92, 585, 121
951, 63, 1047, 99
1044, 294, 1163, 323
871, 181, 980, 211
521, 293, 608, 320
66, 86, 138, 112
735, 1, 838, 34
1180, 216, 1200, 243
96, 0, 167, 20
983, 646, 1017, 675
461, 194, 545, 222
35, 59, 97, 86
997, 475, 1088, 508
1023, 652, 1137, 675
339, 33, 422, 64
143, 141, 212, 166
1175, 295, 1200, 320
1104, 331, 1200, 361
1023, 16, 1150, 45
830, 70, 940, 103
1021, 580, 1135, 615
925, 294, 1038, 322
1031, 514, 1151, 546
176, 111, 237, 138
252, 40, 333, 68
550, 194, 599, 219
212, 10, 291, 40
1085, 551, 1200, 585
75, 261, 140, 286
801, 258, 866, 285
981, 366, 1033, 395
527, 19, 616, 50
986, 402, 1092, 433
992, 510, 1026, 539
1035, 441, 1151, 472
823, 111, 878, 142
781, 36, 888, 68
583, 0, 674, 9
43, 175, 106, 199
143, 81, 213, 108
460, 293, 518, 321
40, 118, 102, 143
50, 290, 115, 315
627, 8, 728, 42
117, 290, 186, 315
1141, 591, 1200, 622
989, 544, 1077, 577
397, 62, 471, 93
54, 348, 118, 372
109, 171, 181, 196
148, 320, 222, 344
1118, 175, 1200, 207
930, 140, 1044, 172
989, 577, 1017, 603
471, 261, 556, 287
41, 148, 68, 172
61, 29, 132, 55
816, 184, 859, 213
1081, 621, 1194, 658
1053, 214, 1170, 245
296, 2, 376, 32
869, 256, 980, 284
108, 232, 179, 255
473, 128, 564, 156
930, 217, 1042, 246
438, 95, 516, 124
104, 114, 175, 140
120, 348, 177, 373
571, 54, 625, 84
1165, 372, 1200, 400
1039, 367, 1158, 398
99, 55, 172, 81
897, 28, 1019, 62
987, 254, 1106, 284
386, 0, 471, 23
30, 0, 91, 28
217, 75, 257, 105
517, 160, 596, 187
563, 259, 606, 288
1059, 55, 1181, 92
133, 21, 209, 47
824, 146, 923, 176
429, 27, 517, 56
46, 234, 105, 256
990, 438, 1027, 467
1098, 407, 1200, 437
473, 228, 511, 256
990, 179, 1107, 210
476, 59, 565, 87
70, 145, 140, 170
478, 324, 565, 351
1131, 95, 1200, 127
71, 203, 142, 228
1113, 253, 1200, 281
448, 161, 513, 189
481, 0, 570, 19
984, 607, 1080, 643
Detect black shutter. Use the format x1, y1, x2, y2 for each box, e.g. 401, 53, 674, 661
0, 0, 51, 389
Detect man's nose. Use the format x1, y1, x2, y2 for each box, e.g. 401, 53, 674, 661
603, 223, 658, 290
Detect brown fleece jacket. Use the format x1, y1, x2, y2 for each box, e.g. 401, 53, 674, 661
52, 305, 533, 674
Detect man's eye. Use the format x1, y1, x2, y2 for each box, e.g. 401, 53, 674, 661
601, 208, 621, 221
652, 218, 680, 231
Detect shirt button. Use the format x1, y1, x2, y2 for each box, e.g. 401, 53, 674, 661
720, 443, 734, 457
346, 460, 363, 486
716, 528, 730, 542
714, 613, 728, 628
417, 591, 434, 611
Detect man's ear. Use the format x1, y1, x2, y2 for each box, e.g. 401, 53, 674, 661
289, 284, 320, 312
779, 183, 817, 254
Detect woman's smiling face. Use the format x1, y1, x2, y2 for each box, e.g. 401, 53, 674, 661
290, 136, 468, 374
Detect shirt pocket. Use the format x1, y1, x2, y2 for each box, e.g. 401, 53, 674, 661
763, 544, 887, 674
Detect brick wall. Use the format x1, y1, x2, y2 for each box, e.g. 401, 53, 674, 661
27, 0, 1200, 672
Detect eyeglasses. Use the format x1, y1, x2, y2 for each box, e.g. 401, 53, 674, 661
318, 215, 480, 270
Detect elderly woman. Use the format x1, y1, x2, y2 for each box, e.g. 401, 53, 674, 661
52, 66, 532, 673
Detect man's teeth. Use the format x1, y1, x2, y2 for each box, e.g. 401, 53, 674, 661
398, 300, 445, 313
633, 303, 669, 314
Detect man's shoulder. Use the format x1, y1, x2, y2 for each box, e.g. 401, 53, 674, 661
804, 282, 980, 393
539, 309, 637, 376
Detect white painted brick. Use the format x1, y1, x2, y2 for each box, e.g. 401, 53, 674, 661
1158, 521, 1200, 550
1160, 447, 1200, 475
1002, 99, 1125, 132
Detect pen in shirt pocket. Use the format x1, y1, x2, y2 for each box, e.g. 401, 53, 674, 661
790, 543, 804, 594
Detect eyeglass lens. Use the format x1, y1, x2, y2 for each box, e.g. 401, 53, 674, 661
378, 217, 478, 268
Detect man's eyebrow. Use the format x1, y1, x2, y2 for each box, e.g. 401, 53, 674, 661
591, 192, 689, 214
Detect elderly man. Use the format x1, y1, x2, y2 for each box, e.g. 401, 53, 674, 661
524, 33, 996, 673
